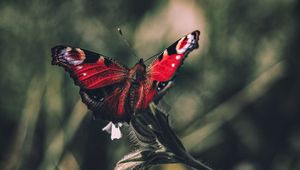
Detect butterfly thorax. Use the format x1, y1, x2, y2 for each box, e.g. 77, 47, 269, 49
129, 58, 146, 84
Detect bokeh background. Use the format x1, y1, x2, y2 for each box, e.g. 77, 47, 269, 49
1, 0, 299, 170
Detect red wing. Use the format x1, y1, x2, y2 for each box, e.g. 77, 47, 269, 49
51, 45, 129, 89
141, 80, 174, 109
79, 80, 132, 123
147, 30, 200, 82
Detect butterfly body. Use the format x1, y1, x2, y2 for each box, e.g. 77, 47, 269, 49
51, 30, 200, 123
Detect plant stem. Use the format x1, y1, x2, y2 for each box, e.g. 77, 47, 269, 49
182, 154, 213, 170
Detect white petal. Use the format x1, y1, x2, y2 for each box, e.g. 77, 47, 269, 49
117, 122, 123, 127
102, 122, 113, 134
111, 123, 122, 140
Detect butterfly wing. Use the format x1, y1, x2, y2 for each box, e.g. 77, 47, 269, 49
79, 81, 132, 122
52, 45, 132, 122
147, 30, 200, 82
51, 45, 129, 89
144, 30, 200, 104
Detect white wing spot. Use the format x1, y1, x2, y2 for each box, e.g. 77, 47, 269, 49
77, 66, 83, 69
66, 47, 72, 52
82, 73, 87, 76
171, 63, 175, 67
176, 55, 181, 60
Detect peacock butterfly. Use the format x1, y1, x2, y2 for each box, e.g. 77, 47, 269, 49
51, 30, 200, 139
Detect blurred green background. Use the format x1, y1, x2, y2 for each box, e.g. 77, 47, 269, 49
0, 0, 299, 170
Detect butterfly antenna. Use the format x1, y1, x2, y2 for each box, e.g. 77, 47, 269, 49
144, 51, 162, 63
117, 28, 139, 60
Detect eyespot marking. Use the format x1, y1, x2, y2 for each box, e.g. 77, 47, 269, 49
76, 48, 86, 60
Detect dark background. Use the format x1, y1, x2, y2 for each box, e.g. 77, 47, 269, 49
0, 0, 299, 170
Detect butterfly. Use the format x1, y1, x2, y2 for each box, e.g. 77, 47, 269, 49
51, 30, 200, 139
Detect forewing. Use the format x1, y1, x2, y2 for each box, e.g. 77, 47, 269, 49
147, 30, 200, 82
51, 45, 129, 89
